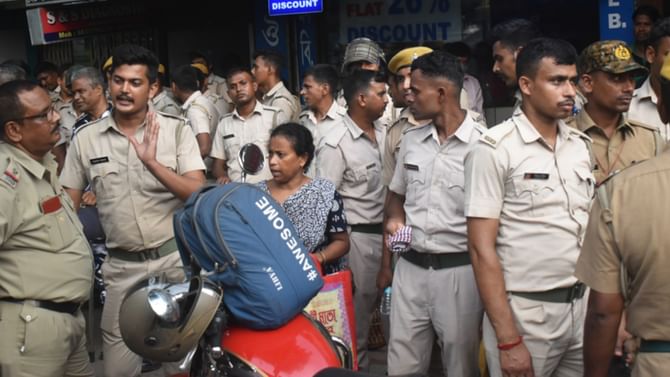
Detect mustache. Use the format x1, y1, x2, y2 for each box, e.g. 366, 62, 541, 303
116, 95, 133, 102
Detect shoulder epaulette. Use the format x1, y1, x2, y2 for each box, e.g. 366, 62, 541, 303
403, 122, 430, 135
567, 126, 593, 143
322, 124, 348, 148
156, 110, 188, 123
0, 157, 19, 189
478, 121, 515, 148
261, 105, 280, 113
627, 118, 660, 132
72, 116, 106, 139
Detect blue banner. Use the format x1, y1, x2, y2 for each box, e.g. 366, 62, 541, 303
254, 2, 290, 80
268, 0, 323, 16
599, 0, 634, 44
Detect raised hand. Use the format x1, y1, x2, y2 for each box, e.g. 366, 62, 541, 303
128, 111, 159, 165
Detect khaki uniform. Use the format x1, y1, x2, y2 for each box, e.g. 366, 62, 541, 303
182, 91, 219, 136
54, 97, 78, 148
205, 73, 233, 113
205, 92, 230, 119
316, 114, 385, 370
151, 89, 181, 116
629, 77, 668, 141
382, 107, 423, 186
464, 110, 595, 377
210, 101, 287, 183
299, 100, 346, 177
0, 143, 93, 377
387, 118, 485, 376
576, 150, 670, 377
569, 110, 662, 184
60, 112, 205, 377
261, 81, 300, 121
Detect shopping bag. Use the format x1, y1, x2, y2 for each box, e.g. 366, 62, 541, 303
305, 269, 358, 370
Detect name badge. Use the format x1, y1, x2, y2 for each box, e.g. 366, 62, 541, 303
404, 163, 419, 171
90, 156, 109, 165
523, 172, 549, 180
223, 134, 235, 139
366, 163, 376, 169
40, 195, 62, 214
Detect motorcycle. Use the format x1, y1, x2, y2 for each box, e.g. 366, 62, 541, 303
119, 144, 352, 377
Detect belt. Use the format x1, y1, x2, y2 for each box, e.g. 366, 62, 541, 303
401, 249, 471, 269
510, 282, 586, 303
108, 238, 177, 262
640, 340, 670, 353
350, 223, 383, 235
0, 298, 80, 315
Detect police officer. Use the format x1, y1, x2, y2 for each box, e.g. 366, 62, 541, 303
52, 64, 79, 172
385, 50, 485, 376
316, 69, 387, 371
60, 44, 206, 377
71, 66, 112, 131
190, 63, 226, 122
171, 64, 219, 159
210, 67, 288, 184
576, 53, 670, 377
253, 50, 301, 121
465, 38, 594, 377
381, 46, 433, 187
0, 80, 93, 376
151, 64, 180, 116
191, 51, 233, 115
572, 40, 663, 185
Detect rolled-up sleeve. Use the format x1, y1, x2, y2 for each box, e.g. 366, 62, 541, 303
464, 142, 505, 219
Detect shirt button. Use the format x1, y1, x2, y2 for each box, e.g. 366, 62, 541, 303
25, 315, 32, 321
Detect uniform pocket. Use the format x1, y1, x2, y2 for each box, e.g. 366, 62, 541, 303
574, 166, 595, 203
511, 176, 558, 217
90, 162, 120, 198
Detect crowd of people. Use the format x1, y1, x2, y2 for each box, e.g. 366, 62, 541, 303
1, 9, 670, 377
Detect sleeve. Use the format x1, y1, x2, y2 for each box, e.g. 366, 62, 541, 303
382, 126, 397, 186
575, 198, 622, 294
388, 136, 408, 195
209, 119, 226, 160
187, 107, 212, 136
176, 122, 207, 174
0, 185, 18, 246
274, 108, 290, 127
272, 97, 296, 121
316, 143, 345, 189
463, 142, 506, 218
59, 140, 89, 190
163, 103, 182, 116
326, 190, 347, 234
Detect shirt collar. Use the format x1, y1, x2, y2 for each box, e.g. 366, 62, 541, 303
2, 142, 52, 180
342, 113, 382, 139
513, 110, 573, 144
416, 113, 477, 144
264, 82, 285, 100
635, 76, 657, 104
182, 90, 202, 110
576, 109, 634, 136
232, 100, 264, 120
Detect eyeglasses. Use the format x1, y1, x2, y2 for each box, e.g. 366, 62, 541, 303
12, 104, 57, 123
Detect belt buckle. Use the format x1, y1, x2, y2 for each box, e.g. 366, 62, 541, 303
567, 282, 586, 301
138, 248, 160, 261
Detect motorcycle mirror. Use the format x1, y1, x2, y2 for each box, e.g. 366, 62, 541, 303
147, 288, 180, 325
237, 143, 264, 182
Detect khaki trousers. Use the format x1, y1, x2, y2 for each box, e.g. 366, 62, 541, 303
0, 301, 93, 377
483, 294, 586, 377
348, 231, 383, 371
387, 257, 483, 376
633, 353, 670, 377
100, 251, 183, 377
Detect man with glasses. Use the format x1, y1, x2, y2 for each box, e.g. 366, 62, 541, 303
0, 80, 94, 376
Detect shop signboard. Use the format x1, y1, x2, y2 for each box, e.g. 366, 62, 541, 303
268, 0, 323, 16
339, 0, 461, 43
599, 0, 633, 44
26, 2, 145, 45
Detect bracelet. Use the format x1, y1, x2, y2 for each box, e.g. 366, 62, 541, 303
497, 335, 523, 351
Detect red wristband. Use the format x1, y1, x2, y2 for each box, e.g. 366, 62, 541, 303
497, 335, 523, 351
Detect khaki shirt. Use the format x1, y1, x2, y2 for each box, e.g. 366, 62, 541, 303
576, 149, 670, 340
54, 97, 78, 147
60, 112, 205, 251
0, 143, 92, 303
206, 73, 233, 108
570, 110, 662, 184
316, 114, 386, 225
299, 101, 346, 177
464, 110, 595, 292
182, 91, 218, 136
629, 77, 668, 141
205, 92, 230, 119
382, 107, 425, 186
390, 117, 485, 254
151, 89, 181, 116
210, 101, 287, 183
262, 81, 300, 121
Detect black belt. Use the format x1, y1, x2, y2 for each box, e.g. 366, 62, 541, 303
108, 238, 177, 262
510, 282, 586, 303
0, 298, 80, 315
640, 340, 670, 353
401, 249, 471, 269
350, 223, 383, 235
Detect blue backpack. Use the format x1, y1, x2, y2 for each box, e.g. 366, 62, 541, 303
174, 183, 324, 329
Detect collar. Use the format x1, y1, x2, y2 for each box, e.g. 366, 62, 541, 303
513, 110, 572, 144
232, 100, 264, 120
304, 100, 344, 122
342, 113, 382, 139
635, 76, 657, 104
263, 82, 285, 101
2, 142, 52, 180
576, 109, 634, 136
99, 110, 148, 134
152, 90, 167, 103
182, 90, 202, 110
415, 112, 477, 144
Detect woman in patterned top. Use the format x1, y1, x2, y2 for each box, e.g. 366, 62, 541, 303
258, 122, 349, 273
